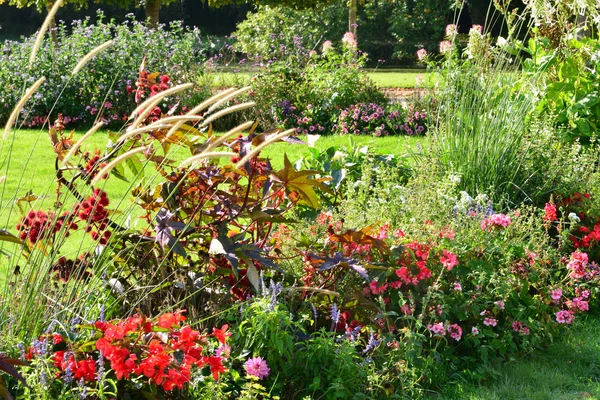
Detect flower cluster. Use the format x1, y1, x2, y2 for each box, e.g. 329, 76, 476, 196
480, 213, 511, 231
30, 313, 230, 393
336, 103, 400, 136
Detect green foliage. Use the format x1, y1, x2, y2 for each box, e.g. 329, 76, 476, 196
251, 44, 386, 133
387, 0, 453, 62
0, 12, 208, 127
232, 4, 345, 66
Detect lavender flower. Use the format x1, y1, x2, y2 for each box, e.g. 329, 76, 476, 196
330, 303, 340, 331
362, 330, 381, 354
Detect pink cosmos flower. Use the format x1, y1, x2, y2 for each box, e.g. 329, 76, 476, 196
567, 251, 588, 280
427, 322, 446, 335
448, 324, 462, 341
416, 48, 428, 62
453, 282, 462, 291
244, 357, 270, 380
555, 310, 574, 324
483, 317, 498, 327
440, 250, 458, 270
439, 40, 454, 54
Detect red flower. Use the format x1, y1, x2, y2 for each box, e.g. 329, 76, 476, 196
212, 324, 231, 345
157, 311, 186, 329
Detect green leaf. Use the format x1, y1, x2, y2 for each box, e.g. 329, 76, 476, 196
0, 230, 23, 245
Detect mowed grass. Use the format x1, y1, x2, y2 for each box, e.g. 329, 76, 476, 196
434, 315, 600, 400
202, 69, 424, 89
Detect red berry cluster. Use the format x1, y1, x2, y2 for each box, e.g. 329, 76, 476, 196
75, 189, 112, 245
82, 150, 107, 180
16, 210, 78, 244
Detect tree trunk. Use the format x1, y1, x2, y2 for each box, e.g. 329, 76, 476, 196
349, 0, 357, 42
46, 1, 58, 48
146, 0, 160, 29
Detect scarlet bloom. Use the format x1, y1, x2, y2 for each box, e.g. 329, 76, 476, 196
212, 325, 232, 345
544, 203, 558, 222
204, 355, 228, 380
157, 311, 187, 328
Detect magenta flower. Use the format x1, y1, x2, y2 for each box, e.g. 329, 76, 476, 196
448, 324, 462, 341
551, 288, 563, 301
244, 357, 270, 380
567, 251, 588, 279
427, 322, 446, 335
440, 250, 458, 270
556, 310, 574, 324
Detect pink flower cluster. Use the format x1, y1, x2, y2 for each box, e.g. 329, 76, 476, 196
428, 322, 463, 341
440, 250, 458, 270
416, 48, 428, 62
555, 310, 574, 324
342, 32, 357, 49
481, 213, 511, 231
567, 251, 588, 279
511, 320, 530, 336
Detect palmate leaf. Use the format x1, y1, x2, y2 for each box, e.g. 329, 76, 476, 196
271, 154, 332, 209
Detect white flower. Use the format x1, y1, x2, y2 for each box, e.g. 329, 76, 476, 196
568, 212, 581, 223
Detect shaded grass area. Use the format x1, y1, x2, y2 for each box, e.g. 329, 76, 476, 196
435, 315, 600, 400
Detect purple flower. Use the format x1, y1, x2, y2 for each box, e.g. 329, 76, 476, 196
244, 357, 270, 380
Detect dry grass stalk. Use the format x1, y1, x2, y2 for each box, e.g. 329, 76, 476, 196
72, 40, 114, 75
3, 77, 46, 139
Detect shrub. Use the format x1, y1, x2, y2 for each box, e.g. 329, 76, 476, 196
251, 37, 387, 133
0, 12, 208, 127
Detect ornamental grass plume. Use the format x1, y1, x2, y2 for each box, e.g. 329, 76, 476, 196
244, 357, 270, 380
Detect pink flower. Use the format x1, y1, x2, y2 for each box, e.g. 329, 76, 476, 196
567, 251, 588, 279
244, 357, 270, 380
544, 203, 557, 222
416, 48, 428, 62
495, 300, 505, 310
322, 40, 334, 53
470, 24, 483, 35
427, 322, 446, 335
445, 24, 458, 37
440, 250, 458, 270
342, 32, 357, 49
453, 282, 462, 291
396, 304, 411, 316
483, 317, 498, 327
481, 213, 512, 231
439, 40, 454, 54
511, 320, 530, 335
555, 310, 574, 324
448, 324, 462, 341
569, 297, 589, 312
369, 280, 388, 295
471, 327, 479, 335
551, 288, 563, 302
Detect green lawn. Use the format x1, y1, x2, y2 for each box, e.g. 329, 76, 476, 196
201, 69, 424, 89
434, 315, 600, 399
